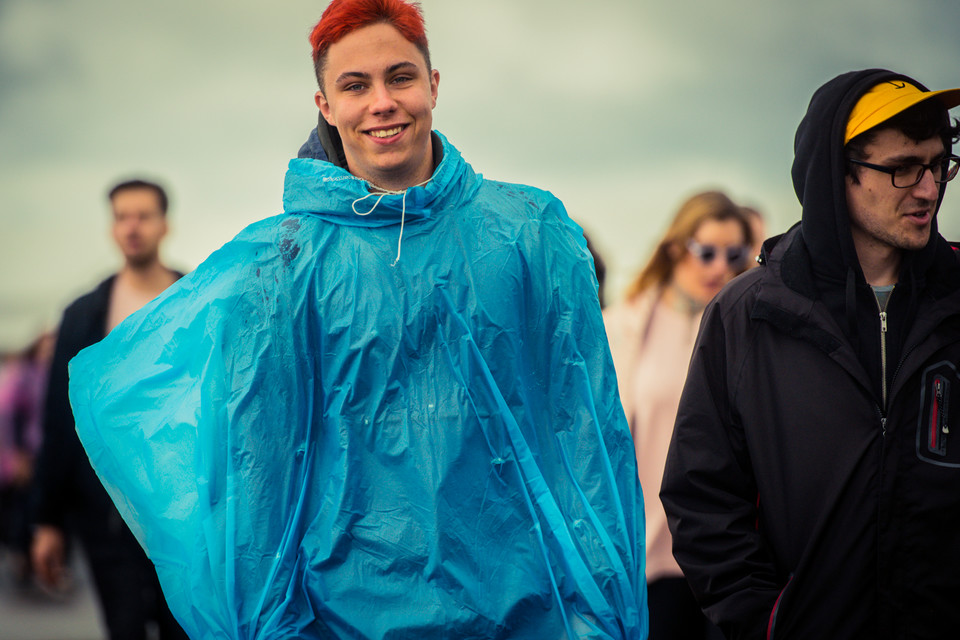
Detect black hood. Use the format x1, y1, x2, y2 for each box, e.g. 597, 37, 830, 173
297, 112, 341, 165
791, 68, 951, 289
784, 68, 959, 407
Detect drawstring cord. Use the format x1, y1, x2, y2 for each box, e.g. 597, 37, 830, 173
350, 163, 444, 266
351, 189, 408, 266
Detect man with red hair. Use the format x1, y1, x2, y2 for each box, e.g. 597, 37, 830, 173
69, 1, 648, 638
308, 0, 438, 195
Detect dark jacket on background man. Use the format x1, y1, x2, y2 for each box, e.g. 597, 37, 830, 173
661, 68, 960, 639
35, 276, 118, 533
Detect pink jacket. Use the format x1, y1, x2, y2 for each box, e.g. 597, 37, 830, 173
603, 289, 702, 582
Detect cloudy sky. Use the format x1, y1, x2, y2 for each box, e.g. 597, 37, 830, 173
2, 0, 959, 350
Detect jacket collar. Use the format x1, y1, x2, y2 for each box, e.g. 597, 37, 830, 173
753, 227, 960, 390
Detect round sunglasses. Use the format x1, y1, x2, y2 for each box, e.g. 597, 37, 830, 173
686, 239, 749, 269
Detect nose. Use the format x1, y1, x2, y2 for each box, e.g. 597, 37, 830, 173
912, 165, 941, 200
711, 257, 734, 277
369, 82, 398, 115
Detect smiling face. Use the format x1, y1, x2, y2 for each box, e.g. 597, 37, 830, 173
845, 128, 944, 280
315, 22, 439, 191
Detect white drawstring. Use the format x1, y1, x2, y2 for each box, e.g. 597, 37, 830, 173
350, 163, 444, 266
351, 188, 409, 266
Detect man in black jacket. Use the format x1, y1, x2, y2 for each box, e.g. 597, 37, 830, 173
661, 70, 960, 639
31, 179, 186, 640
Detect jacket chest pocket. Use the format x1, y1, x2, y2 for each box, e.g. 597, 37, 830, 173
917, 361, 960, 467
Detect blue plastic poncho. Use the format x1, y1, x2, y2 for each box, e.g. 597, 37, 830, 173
69, 132, 647, 639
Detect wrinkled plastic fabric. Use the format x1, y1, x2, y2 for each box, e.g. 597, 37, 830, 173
70, 133, 647, 640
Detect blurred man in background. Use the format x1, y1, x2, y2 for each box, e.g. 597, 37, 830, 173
32, 179, 186, 640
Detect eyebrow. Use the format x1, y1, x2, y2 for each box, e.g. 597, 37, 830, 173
881, 148, 946, 165
334, 61, 420, 86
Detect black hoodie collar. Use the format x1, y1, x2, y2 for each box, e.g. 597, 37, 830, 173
768, 70, 960, 404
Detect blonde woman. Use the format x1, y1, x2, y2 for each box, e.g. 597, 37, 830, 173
604, 191, 752, 639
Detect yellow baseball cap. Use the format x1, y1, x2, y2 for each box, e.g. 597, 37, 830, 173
845, 80, 960, 143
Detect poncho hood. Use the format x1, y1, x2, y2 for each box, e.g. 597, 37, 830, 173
284, 129, 475, 228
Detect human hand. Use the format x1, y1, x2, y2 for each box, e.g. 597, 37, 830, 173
31, 525, 66, 588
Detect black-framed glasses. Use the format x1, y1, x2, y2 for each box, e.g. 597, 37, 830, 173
686, 239, 749, 269
847, 155, 960, 188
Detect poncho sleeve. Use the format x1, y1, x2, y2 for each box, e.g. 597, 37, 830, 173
70, 216, 315, 638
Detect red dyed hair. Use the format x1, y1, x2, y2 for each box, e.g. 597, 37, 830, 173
310, 0, 431, 91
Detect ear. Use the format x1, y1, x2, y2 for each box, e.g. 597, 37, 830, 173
315, 90, 334, 126
666, 241, 685, 263
430, 69, 439, 108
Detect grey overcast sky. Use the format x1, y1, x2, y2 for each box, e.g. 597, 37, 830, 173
1, 0, 959, 350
